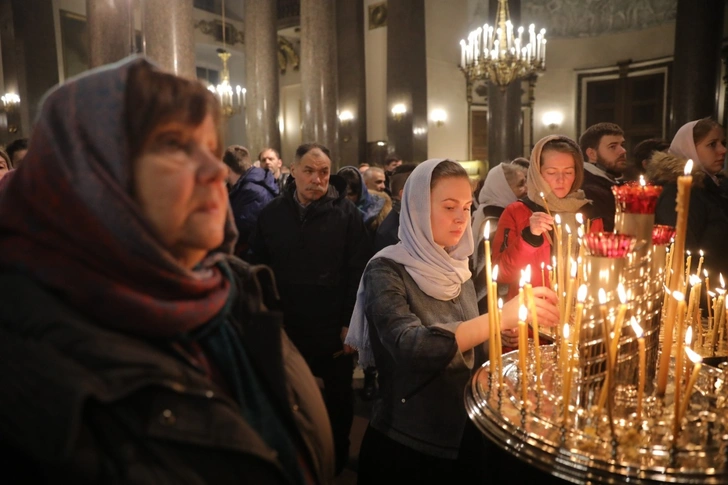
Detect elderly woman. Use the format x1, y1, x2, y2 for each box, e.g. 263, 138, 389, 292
346, 159, 558, 483
0, 58, 333, 483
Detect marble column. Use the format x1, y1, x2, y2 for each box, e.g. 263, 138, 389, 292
142, 0, 196, 78
670, 0, 724, 136
387, 0, 428, 163
336, 0, 367, 165
244, 0, 281, 156
487, 0, 523, 164
301, 0, 340, 165
5, 0, 59, 138
87, 0, 133, 68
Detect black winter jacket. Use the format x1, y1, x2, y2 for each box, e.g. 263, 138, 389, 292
251, 176, 373, 357
649, 151, 728, 280
0, 259, 335, 484
581, 164, 618, 232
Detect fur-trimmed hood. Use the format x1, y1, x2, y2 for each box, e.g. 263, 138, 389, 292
645, 151, 709, 188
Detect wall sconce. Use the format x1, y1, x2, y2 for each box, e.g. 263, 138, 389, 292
376, 140, 386, 147
339, 110, 354, 126
430, 109, 447, 127
542, 111, 564, 130
413, 126, 427, 136
1, 93, 20, 133
391, 103, 407, 121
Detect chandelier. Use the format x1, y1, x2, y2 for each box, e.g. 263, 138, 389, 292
459, 0, 546, 90
207, 0, 243, 118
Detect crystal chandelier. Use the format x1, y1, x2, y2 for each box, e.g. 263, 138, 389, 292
459, 0, 546, 91
208, 0, 243, 118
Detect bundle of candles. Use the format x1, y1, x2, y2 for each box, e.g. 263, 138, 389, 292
468, 159, 728, 483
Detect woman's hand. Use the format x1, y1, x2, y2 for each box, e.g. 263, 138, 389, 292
529, 212, 554, 236
500, 286, 559, 331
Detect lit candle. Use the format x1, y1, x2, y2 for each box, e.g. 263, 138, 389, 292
236, 85, 242, 107
562, 323, 572, 424
539, 191, 552, 216
658, 160, 693, 396
524, 265, 542, 386
632, 318, 646, 421
696, 250, 704, 280
497, 298, 504, 389
460, 40, 466, 66
563, 260, 577, 325
610, 284, 628, 362
573, 285, 587, 348
541, 262, 546, 287
686, 274, 701, 347
673, 292, 687, 414
484, 222, 495, 377
705, 270, 713, 332
676, 347, 702, 446
684, 251, 692, 291
597, 289, 611, 410
518, 305, 529, 405
492, 265, 502, 380
565, 225, 573, 313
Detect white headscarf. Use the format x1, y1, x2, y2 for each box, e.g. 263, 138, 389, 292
669, 120, 700, 165
345, 159, 473, 367
471, 163, 518, 269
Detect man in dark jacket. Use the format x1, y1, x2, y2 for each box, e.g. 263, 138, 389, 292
374, 163, 416, 252
259, 147, 290, 194
224, 145, 278, 258
251, 142, 373, 475
579, 122, 627, 232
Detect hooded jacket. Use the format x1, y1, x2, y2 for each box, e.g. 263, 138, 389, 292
250, 175, 373, 357
229, 167, 279, 255
648, 151, 728, 279
337, 166, 391, 234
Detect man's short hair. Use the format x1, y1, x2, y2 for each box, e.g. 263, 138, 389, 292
363, 166, 384, 182
390, 163, 417, 196
295, 142, 331, 163
579, 123, 624, 159
223, 145, 253, 175
258, 147, 280, 161
6, 138, 28, 163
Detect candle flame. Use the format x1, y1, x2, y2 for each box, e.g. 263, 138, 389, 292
598, 288, 607, 305
519, 305, 528, 322
631, 317, 643, 338
563, 323, 570, 339
639, 175, 646, 186
618, 284, 626, 304
552, 256, 557, 268
498, 298, 503, 310
484, 220, 490, 240
672, 290, 685, 302
700, 249, 704, 257
721, 273, 725, 288
684, 159, 693, 175
685, 347, 702, 364
576, 213, 584, 224
539, 191, 545, 200
577, 284, 587, 302
709, 290, 716, 297
492, 264, 499, 281
577, 226, 584, 238
519, 271, 525, 288
685, 326, 693, 345
524, 264, 532, 284
541, 261, 545, 270
686, 250, 691, 256
704, 269, 709, 278
565, 224, 571, 235
570, 260, 577, 277
555, 214, 561, 224
689, 274, 701, 286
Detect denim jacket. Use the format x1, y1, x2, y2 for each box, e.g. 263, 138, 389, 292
363, 257, 479, 459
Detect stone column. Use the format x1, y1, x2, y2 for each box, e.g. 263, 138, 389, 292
87, 0, 132, 68
387, 0, 428, 163
301, 0, 339, 165
670, 0, 724, 136
142, 0, 196, 78
244, 0, 281, 156
487, 0, 523, 164
336, 0, 367, 166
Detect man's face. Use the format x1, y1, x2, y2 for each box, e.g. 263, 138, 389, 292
366, 169, 386, 192
291, 148, 331, 205
385, 159, 402, 172
260, 149, 282, 174
11, 149, 27, 167
593, 135, 627, 176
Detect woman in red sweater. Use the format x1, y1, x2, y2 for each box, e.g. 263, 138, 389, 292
493, 135, 604, 304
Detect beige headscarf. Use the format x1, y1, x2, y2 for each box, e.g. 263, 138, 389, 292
527, 135, 590, 214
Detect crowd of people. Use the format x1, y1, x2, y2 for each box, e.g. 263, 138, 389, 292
0, 56, 726, 484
